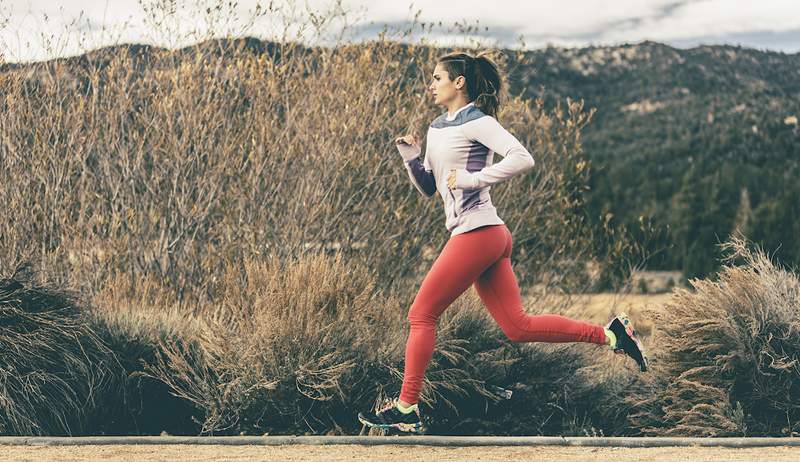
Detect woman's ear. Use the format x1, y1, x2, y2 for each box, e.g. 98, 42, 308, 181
455, 75, 465, 90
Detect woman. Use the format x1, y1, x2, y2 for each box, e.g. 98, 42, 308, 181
357, 51, 648, 434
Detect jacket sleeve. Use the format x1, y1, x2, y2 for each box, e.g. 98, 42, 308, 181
397, 142, 436, 198
459, 116, 535, 189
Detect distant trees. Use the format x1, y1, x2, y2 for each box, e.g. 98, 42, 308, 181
513, 42, 800, 278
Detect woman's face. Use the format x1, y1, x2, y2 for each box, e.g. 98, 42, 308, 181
429, 63, 464, 107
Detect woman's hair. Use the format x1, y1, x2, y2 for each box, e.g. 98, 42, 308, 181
437, 50, 504, 118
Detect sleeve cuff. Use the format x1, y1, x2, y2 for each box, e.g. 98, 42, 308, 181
454, 169, 480, 189
396, 143, 421, 162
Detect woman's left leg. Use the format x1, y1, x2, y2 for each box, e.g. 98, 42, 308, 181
473, 225, 607, 344
399, 224, 509, 406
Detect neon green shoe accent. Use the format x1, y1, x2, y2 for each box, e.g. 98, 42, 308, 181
396, 401, 418, 414
604, 327, 617, 350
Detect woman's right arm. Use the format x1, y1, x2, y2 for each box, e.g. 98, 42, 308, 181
456, 116, 535, 189
396, 136, 436, 198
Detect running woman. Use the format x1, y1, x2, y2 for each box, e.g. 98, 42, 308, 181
357, 51, 648, 434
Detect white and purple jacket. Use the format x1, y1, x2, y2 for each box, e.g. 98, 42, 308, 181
396, 102, 536, 236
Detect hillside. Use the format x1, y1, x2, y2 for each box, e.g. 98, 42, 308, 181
512, 41, 800, 277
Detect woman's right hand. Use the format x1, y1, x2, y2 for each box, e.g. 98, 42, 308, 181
395, 134, 420, 147
395, 133, 421, 161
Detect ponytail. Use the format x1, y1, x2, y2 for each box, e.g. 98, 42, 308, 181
437, 50, 504, 118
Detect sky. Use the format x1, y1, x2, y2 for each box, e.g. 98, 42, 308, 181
1, 0, 798, 63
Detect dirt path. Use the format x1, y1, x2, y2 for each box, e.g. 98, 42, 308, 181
3, 445, 799, 461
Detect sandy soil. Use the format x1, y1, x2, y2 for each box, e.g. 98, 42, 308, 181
3, 445, 799, 462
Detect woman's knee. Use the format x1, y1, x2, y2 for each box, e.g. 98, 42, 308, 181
502, 327, 526, 343
498, 317, 527, 342
407, 301, 439, 326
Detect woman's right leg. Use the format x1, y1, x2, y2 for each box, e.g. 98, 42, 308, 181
474, 226, 607, 344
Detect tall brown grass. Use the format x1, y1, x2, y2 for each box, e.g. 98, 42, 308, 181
0, 264, 122, 435
0, 13, 607, 305
628, 236, 800, 436
136, 253, 404, 435
0, 0, 721, 437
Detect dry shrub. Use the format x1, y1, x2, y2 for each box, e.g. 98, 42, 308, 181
85, 272, 205, 435
137, 252, 407, 435
0, 32, 600, 303
123, 251, 636, 436
628, 236, 800, 436
0, 264, 121, 435
0, 254, 644, 436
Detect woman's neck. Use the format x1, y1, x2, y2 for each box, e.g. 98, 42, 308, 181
446, 98, 473, 118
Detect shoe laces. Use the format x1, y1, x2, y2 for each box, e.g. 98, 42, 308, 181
377, 397, 397, 413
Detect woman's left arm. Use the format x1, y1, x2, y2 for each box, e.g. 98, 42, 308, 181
452, 116, 535, 189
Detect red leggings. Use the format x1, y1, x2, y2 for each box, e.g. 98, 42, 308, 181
399, 224, 606, 405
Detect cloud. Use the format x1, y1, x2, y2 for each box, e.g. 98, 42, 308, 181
1, 0, 798, 63
595, 0, 800, 42
336, 0, 688, 37
341, 0, 799, 50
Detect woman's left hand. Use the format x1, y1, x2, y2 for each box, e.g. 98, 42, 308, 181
448, 169, 479, 190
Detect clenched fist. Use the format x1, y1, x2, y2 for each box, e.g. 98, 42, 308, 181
448, 169, 479, 190
394, 134, 421, 161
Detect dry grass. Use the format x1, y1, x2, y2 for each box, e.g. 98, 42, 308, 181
135, 252, 406, 435
3, 1, 793, 439
0, 250, 645, 437
116, 252, 637, 436
0, 14, 605, 304
628, 236, 800, 436
0, 264, 122, 436
2, 234, 796, 437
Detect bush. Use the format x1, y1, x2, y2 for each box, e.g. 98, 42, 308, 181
627, 236, 800, 436
0, 32, 606, 303
135, 252, 407, 435
0, 264, 121, 435
124, 252, 639, 436
0, 253, 651, 437
85, 271, 205, 435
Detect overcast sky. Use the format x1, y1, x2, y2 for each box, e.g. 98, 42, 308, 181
1, 0, 798, 63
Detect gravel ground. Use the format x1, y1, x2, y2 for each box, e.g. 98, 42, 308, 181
3, 445, 800, 461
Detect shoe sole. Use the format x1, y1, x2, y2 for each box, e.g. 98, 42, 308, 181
357, 413, 424, 433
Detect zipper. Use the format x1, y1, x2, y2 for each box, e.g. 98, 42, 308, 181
448, 188, 458, 217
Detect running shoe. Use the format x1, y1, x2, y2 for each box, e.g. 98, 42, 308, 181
357, 397, 425, 434
607, 313, 649, 372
